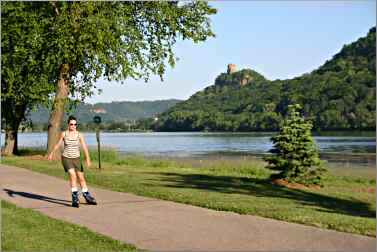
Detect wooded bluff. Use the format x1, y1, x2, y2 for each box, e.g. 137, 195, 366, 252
155, 27, 376, 131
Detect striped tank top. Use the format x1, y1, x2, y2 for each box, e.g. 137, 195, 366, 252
62, 131, 81, 158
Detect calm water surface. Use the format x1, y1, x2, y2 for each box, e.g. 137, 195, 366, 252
3, 132, 375, 158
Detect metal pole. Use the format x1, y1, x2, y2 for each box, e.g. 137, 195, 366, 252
96, 128, 101, 169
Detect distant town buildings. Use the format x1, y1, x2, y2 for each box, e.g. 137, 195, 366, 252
91, 108, 107, 114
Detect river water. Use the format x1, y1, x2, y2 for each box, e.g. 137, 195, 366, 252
3, 132, 375, 158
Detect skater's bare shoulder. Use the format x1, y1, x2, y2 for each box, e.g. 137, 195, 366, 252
78, 131, 85, 141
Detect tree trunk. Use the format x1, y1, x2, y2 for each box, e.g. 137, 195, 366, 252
47, 64, 70, 160
2, 101, 27, 156
3, 129, 17, 156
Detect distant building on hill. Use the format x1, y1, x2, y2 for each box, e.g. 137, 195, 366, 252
227, 63, 237, 74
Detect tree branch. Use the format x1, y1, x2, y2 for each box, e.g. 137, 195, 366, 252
50, 1, 59, 15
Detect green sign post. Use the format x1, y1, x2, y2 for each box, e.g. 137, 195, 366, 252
93, 116, 102, 169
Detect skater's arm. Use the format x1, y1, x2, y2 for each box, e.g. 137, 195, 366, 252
47, 132, 64, 160
79, 133, 92, 168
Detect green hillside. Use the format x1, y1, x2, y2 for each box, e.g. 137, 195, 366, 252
155, 27, 376, 131
28, 99, 181, 124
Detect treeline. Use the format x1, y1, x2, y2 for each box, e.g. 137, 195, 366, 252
23, 118, 156, 132
154, 27, 376, 132
28, 99, 181, 124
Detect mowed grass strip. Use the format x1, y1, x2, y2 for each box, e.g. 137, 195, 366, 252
1, 200, 141, 251
2, 148, 375, 237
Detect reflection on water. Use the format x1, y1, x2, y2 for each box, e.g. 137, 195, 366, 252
1, 132, 375, 163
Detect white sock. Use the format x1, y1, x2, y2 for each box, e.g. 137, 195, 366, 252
71, 187, 78, 192
82, 187, 88, 193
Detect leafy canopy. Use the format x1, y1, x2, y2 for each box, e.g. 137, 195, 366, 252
2, 1, 216, 103
1, 2, 56, 106
1, 1, 217, 129
46, 1, 217, 101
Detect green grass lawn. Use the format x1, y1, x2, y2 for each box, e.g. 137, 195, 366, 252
2, 148, 375, 237
1, 200, 140, 251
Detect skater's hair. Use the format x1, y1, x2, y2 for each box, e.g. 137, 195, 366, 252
67, 115, 77, 124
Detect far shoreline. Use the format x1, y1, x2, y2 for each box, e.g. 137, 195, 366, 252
6, 129, 377, 137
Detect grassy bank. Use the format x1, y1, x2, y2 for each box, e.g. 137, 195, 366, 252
1, 200, 140, 251
2, 148, 375, 237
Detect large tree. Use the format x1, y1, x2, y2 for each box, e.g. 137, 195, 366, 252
1, 2, 57, 155
1, 1, 216, 158
42, 1, 216, 159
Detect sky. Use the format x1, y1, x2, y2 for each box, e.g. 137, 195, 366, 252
86, 1, 376, 104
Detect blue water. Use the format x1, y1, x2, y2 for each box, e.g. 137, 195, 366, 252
2, 132, 375, 158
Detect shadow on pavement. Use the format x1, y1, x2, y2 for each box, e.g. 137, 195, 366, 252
3, 188, 71, 207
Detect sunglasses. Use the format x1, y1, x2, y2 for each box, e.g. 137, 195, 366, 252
69, 123, 77, 126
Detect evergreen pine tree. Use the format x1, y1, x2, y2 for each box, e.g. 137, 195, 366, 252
264, 104, 327, 186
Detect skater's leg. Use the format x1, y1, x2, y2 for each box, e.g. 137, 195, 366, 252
68, 168, 78, 189
76, 171, 88, 190
68, 168, 79, 207
77, 171, 97, 205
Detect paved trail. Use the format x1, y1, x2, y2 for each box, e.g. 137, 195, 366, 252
0, 164, 375, 251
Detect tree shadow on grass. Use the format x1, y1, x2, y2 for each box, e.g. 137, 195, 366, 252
142, 172, 375, 218
16, 148, 46, 156
4, 188, 71, 207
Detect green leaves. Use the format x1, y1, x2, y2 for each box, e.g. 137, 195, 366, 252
2, 1, 217, 128
3, 1, 217, 104
2, 2, 57, 109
